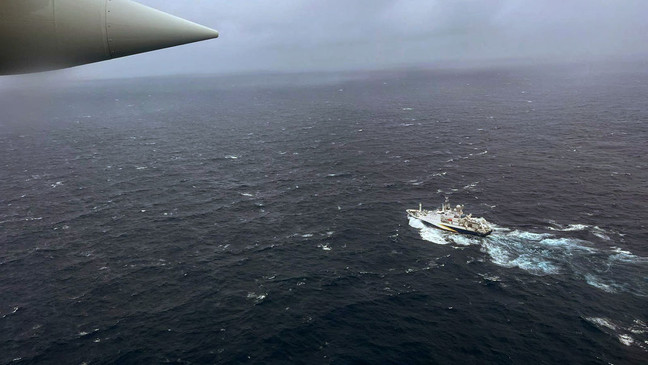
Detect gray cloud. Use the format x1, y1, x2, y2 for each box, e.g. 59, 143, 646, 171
9, 0, 648, 79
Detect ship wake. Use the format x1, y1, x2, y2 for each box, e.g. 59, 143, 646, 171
408, 217, 648, 297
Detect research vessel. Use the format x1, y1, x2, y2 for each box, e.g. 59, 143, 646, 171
407, 200, 492, 237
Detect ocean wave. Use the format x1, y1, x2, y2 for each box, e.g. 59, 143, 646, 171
318, 243, 332, 251
246, 292, 267, 304
609, 247, 648, 263
584, 274, 617, 293
547, 223, 611, 240
0, 217, 43, 225
585, 317, 648, 351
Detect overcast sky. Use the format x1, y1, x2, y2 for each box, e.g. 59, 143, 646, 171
16, 0, 648, 79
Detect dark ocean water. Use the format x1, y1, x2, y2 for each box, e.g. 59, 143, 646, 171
1, 65, 647, 364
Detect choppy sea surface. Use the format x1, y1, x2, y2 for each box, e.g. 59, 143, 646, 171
1, 65, 647, 364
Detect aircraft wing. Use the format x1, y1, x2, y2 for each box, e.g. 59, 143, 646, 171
0, 0, 218, 75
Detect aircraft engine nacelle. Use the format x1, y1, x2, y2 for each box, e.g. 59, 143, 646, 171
0, 0, 219, 75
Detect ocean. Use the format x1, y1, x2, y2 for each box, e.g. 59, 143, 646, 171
1, 64, 647, 364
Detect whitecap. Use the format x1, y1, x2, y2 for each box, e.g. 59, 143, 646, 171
0, 217, 45, 225
630, 319, 647, 334
2, 306, 20, 318
584, 274, 617, 293
562, 224, 590, 231
591, 226, 611, 240
246, 292, 267, 303
585, 317, 648, 350
608, 247, 647, 264
78, 328, 99, 337
619, 334, 634, 346
585, 317, 617, 330
479, 274, 501, 282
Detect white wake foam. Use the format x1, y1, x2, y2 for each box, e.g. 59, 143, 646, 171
408, 217, 450, 245
409, 217, 648, 295
548, 223, 611, 240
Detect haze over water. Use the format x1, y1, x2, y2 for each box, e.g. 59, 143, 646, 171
1, 63, 647, 364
